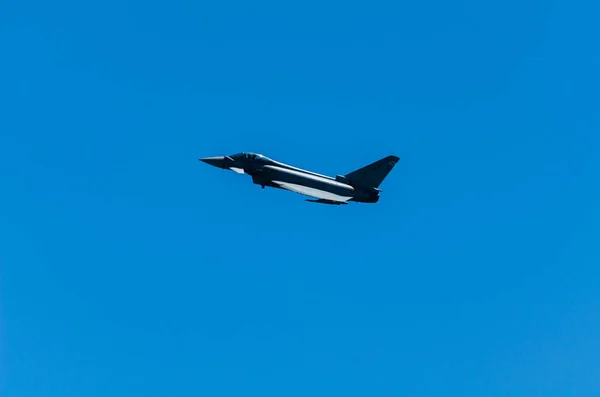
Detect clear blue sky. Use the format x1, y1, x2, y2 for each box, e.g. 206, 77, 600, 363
1, 0, 599, 395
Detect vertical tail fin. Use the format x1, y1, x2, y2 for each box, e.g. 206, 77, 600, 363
344, 155, 399, 188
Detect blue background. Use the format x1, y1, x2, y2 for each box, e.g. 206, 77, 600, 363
1, 0, 599, 395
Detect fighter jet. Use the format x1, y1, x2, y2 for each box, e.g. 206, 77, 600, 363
199, 152, 399, 205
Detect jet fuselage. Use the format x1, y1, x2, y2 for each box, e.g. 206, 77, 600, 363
200, 152, 396, 204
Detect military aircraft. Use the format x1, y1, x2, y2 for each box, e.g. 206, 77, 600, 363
199, 152, 399, 205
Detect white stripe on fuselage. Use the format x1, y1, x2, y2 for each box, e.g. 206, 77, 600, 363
271, 181, 353, 202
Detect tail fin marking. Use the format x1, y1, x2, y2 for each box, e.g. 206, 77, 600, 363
344, 155, 399, 189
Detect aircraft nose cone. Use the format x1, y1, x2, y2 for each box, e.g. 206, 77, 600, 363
199, 156, 226, 168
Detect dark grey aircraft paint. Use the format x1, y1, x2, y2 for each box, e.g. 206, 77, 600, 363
199, 152, 399, 205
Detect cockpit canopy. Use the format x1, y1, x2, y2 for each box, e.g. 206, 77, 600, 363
230, 152, 271, 161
